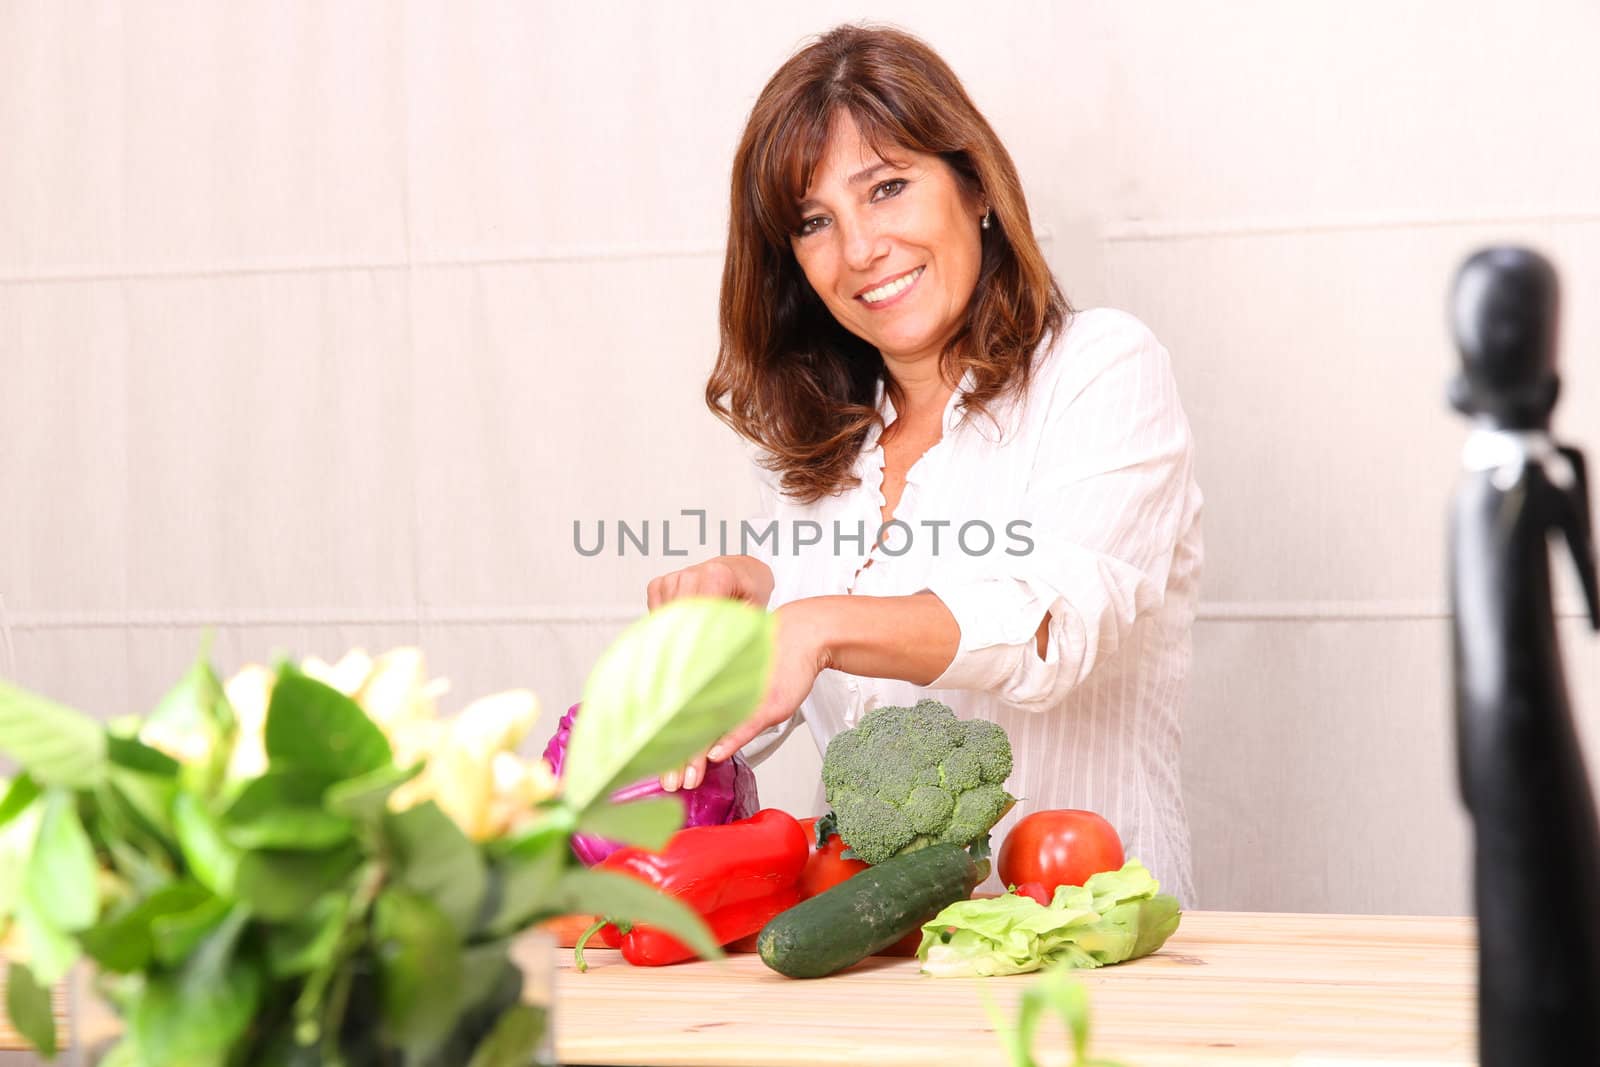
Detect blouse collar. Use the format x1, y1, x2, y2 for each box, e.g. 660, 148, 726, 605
866, 366, 994, 449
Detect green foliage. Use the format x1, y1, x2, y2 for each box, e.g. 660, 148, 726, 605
562, 598, 774, 809
5, 960, 56, 1057
385, 801, 487, 936
372, 888, 464, 1053
264, 666, 392, 781
985, 967, 1129, 1067
574, 794, 685, 852
0, 677, 107, 787
0, 598, 773, 1064
821, 698, 1016, 864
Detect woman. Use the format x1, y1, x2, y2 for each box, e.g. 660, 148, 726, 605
647, 23, 1203, 904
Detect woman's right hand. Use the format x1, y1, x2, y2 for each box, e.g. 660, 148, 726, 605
646, 554, 774, 612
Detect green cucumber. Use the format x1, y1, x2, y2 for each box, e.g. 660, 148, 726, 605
757, 843, 980, 978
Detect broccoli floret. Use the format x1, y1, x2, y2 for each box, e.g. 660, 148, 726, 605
820, 698, 1016, 865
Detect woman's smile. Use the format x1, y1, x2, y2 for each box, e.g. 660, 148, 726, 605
857, 265, 925, 308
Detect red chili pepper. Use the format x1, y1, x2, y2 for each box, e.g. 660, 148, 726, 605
612, 885, 802, 966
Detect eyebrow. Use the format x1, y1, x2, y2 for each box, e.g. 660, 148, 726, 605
796, 161, 904, 213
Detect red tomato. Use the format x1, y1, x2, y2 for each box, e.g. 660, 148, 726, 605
1012, 881, 1052, 906
798, 815, 869, 899
997, 810, 1125, 893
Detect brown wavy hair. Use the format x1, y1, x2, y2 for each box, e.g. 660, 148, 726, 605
706, 22, 1070, 505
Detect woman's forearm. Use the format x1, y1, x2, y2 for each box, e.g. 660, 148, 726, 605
778, 593, 961, 686
779, 591, 1051, 687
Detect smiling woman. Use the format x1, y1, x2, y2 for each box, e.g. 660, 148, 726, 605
648, 22, 1203, 907
708, 25, 1064, 507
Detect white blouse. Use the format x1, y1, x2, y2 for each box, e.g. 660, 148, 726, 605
739, 308, 1203, 906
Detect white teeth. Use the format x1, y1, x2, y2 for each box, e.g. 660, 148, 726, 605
861, 266, 923, 304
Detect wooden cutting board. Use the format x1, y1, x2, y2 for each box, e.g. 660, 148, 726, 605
542, 910, 1477, 1066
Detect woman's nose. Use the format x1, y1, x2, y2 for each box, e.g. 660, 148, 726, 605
839, 214, 885, 272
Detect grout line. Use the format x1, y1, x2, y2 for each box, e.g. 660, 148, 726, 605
1104, 210, 1600, 244
0, 246, 718, 286
3, 600, 1593, 631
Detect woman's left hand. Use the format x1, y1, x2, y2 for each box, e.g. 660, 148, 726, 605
660, 599, 833, 792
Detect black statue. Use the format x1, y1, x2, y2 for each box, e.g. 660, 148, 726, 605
1449, 246, 1600, 1063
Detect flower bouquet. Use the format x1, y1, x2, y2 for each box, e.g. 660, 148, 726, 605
0, 598, 772, 1065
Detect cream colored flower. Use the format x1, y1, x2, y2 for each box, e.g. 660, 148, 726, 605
137, 717, 214, 766
299, 649, 374, 697
224, 664, 275, 781
387, 689, 556, 840
146, 644, 555, 842
451, 690, 542, 759
352, 647, 448, 731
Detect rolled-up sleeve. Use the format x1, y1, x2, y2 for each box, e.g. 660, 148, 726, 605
924, 318, 1195, 709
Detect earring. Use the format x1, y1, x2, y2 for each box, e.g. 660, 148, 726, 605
981, 209, 992, 231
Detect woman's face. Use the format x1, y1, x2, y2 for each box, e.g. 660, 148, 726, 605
790, 110, 985, 375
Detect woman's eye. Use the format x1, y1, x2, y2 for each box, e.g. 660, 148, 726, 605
794, 181, 907, 238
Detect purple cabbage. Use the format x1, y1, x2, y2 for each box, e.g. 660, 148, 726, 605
541, 702, 760, 865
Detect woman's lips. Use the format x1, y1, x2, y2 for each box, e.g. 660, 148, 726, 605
857, 266, 925, 309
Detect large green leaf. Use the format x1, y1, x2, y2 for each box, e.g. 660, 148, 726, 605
143, 649, 235, 795
545, 867, 723, 963
233, 843, 362, 923
372, 888, 464, 1054
24, 788, 100, 932
0, 796, 42, 915
0, 677, 107, 788
78, 881, 213, 973
4, 960, 57, 1058
265, 666, 392, 781
220, 770, 353, 851
0, 773, 41, 827
324, 761, 422, 826
12, 895, 79, 985
173, 793, 242, 897
146, 645, 234, 737
106, 734, 181, 778
385, 802, 487, 936
574, 795, 685, 852
562, 599, 773, 810
130, 905, 262, 1067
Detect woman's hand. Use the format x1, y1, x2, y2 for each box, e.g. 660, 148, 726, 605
660, 599, 832, 792
647, 555, 774, 612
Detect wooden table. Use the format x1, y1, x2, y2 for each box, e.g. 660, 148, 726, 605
545, 911, 1478, 1066
4, 911, 1477, 1065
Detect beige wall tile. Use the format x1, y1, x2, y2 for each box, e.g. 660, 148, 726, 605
409, 258, 756, 607
1, 283, 129, 612
1105, 221, 1600, 609
121, 272, 417, 611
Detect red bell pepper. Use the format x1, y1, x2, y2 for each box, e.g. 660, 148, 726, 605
605, 885, 801, 966
574, 808, 809, 969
